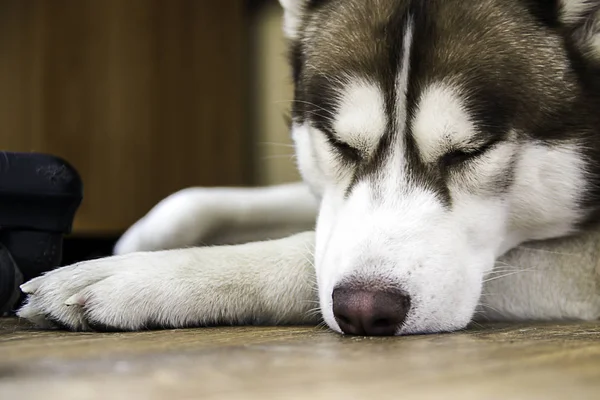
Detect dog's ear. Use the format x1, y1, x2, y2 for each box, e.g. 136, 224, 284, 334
278, 0, 309, 39
559, 0, 600, 61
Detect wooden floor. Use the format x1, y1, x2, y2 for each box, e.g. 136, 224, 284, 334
1, 318, 600, 399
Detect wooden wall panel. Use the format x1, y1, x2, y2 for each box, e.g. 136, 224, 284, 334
0, 0, 248, 234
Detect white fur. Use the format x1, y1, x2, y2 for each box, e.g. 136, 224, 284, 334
560, 0, 600, 59
292, 122, 327, 196
583, 9, 600, 59
395, 17, 414, 137
559, 0, 598, 24
479, 229, 600, 322
333, 80, 387, 154
18, 233, 318, 330
114, 182, 318, 254
413, 83, 479, 163
293, 120, 356, 191
279, 0, 306, 39
502, 143, 586, 252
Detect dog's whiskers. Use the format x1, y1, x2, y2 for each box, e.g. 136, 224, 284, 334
300, 244, 316, 269
304, 63, 350, 86
302, 299, 321, 305
515, 245, 580, 257
468, 319, 486, 329
478, 292, 502, 297
315, 321, 330, 331
261, 154, 297, 161
487, 268, 538, 275
477, 301, 504, 316
494, 260, 517, 267
275, 99, 335, 116
296, 110, 338, 126
259, 142, 296, 149
483, 269, 539, 284
305, 306, 322, 317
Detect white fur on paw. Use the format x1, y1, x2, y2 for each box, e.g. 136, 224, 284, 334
114, 188, 225, 255
17, 254, 171, 331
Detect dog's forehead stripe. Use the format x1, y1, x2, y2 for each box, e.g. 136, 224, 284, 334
343, 10, 415, 191
394, 16, 415, 168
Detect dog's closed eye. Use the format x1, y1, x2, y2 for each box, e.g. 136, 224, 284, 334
323, 129, 363, 163
440, 139, 501, 168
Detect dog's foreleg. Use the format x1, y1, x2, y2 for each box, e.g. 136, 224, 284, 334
18, 232, 319, 331
115, 182, 318, 254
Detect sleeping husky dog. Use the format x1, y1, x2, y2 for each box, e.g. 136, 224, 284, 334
18, 0, 600, 335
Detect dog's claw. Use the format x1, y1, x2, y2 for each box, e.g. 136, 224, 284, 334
16, 303, 54, 328
20, 278, 42, 294
65, 293, 86, 307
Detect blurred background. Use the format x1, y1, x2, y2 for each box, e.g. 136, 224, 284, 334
0, 0, 300, 253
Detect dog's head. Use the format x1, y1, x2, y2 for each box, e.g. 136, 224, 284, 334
280, 0, 600, 335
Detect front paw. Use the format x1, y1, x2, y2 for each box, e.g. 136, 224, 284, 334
17, 254, 170, 331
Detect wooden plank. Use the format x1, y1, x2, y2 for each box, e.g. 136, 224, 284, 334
0, 0, 248, 234
1, 318, 600, 399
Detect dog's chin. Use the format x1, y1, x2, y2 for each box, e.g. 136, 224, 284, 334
398, 306, 477, 336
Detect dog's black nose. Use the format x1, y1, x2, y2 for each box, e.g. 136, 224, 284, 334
332, 287, 410, 336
